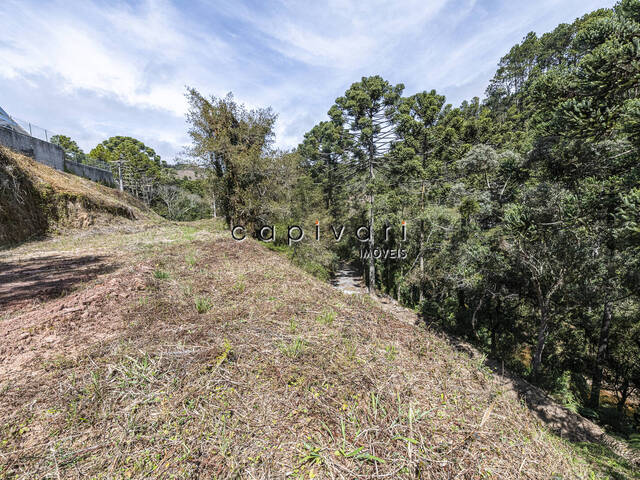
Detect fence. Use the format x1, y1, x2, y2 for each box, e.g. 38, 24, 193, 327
0, 124, 65, 170
2, 114, 158, 201
0, 119, 115, 186
4, 115, 109, 168
10, 117, 55, 142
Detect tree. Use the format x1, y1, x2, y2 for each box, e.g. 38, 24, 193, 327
185, 88, 277, 230
503, 184, 578, 379
298, 121, 348, 219
328, 76, 404, 294
393, 90, 446, 301
156, 185, 202, 220
527, 0, 640, 406
89, 136, 170, 204
50, 135, 86, 163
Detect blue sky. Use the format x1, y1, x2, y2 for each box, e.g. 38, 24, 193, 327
1, 0, 616, 162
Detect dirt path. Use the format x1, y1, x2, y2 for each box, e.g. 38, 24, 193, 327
330, 263, 367, 295
330, 267, 640, 466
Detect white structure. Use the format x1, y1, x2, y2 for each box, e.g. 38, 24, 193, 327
0, 106, 29, 134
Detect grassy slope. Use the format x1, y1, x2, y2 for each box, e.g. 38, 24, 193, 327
0, 146, 159, 247
0, 220, 626, 479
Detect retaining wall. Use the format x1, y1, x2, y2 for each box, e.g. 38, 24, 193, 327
0, 126, 115, 185
64, 159, 115, 186
0, 126, 64, 170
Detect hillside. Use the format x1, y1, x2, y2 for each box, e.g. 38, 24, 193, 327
0, 146, 158, 247
0, 220, 627, 479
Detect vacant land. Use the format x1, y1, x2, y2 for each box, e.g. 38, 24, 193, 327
0, 220, 635, 478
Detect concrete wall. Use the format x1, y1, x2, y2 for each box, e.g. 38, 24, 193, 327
0, 125, 115, 186
64, 159, 115, 186
0, 126, 64, 170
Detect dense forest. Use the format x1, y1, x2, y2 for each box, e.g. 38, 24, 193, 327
183, 0, 640, 438
52, 0, 640, 438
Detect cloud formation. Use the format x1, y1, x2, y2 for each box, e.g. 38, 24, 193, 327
0, 0, 616, 160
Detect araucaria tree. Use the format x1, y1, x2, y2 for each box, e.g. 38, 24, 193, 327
328, 76, 404, 294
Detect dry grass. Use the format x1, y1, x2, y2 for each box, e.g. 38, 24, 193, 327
4, 146, 152, 219
0, 146, 159, 247
0, 228, 602, 478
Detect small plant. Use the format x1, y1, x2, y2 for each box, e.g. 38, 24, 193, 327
300, 442, 323, 466
316, 310, 336, 326
385, 344, 398, 361
280, 338, 306, 358
289, 317, 298, 334
233, 280, 246, 293
195, 296, 212, 314
185, 253, 197, 266
153, 268, 169, 279
214, 339, 233, 368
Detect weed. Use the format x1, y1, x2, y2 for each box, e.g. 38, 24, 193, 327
153, 268, 169, 280
185, 253, 197, 266
385, 344, 398, 361
316, 309, 336, 326
280, 338, 307, 358
300, 442, 323, 466
195, 296, 212, 314
233, 280, 246, 293
289, 317, 298, 334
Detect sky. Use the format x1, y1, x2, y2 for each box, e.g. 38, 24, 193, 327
1, 0, 617, 162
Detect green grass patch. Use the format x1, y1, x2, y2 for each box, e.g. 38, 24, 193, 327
195, 296, 212, 314
572, 442, 640, 479
280, 338, 307, 358
315, 309, 336, 326
153, 268, 169, 279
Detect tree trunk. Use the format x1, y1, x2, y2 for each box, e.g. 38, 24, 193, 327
368, 189, 375, 295
617, 378, 630, 413
419, 181, 426, 303
419, 221, 424, 303
589, 301, 613, 409
490, 298, 500, 357
367, 143, 375, 296
470, 296, 483, 341
532, 304, 549, 380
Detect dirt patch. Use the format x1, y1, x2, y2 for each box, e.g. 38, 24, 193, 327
0, 262, 150, 380
331, 263, 367, 295
0, 254, 118, 314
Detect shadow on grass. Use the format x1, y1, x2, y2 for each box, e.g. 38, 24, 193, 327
573, 442, 640, 479
0, 255, 117, 311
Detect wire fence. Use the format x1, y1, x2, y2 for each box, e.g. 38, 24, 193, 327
2, 113, 160, 202
3, 114, 113, 171
9, 117, 55, 142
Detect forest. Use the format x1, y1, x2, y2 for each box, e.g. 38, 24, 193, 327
54, 0, 640, 439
